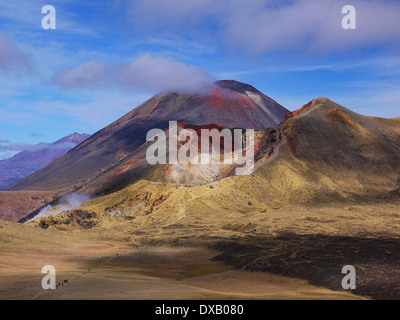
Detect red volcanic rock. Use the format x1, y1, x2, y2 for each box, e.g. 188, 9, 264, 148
177, 122, 233, 152
285, 101, 314, 121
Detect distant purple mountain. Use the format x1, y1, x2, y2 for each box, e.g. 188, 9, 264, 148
0, 133, 90, 189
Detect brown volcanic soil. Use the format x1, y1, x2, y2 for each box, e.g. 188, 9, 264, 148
0, 190, 62, 222
0, 219, 363, 300
22, 176, 400, 299
98, 201, 400, 300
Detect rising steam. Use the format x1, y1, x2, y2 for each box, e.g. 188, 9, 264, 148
28, 193, 92, 222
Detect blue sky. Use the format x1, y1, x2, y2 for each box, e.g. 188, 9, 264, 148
0, 0, 399, 159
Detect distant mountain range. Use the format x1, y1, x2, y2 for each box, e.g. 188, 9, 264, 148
0, 132, 90, 190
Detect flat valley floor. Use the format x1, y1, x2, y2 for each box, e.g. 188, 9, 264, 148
2, 201, 400, 300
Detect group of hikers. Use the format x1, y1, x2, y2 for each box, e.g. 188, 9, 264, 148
56, 279, 69, 289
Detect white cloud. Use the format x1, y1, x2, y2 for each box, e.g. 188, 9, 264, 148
117, 54, 214, 92
0, 34, 33, 74
121, 0, 400, 55
0, 151, 19, 160
0, 139, 85, 156
54, 53, 214, 93
0, 141, 48, 153
55, 61, 107, 89
223, 0, 400, 54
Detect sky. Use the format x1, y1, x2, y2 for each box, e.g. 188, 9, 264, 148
0, 0, 399, 159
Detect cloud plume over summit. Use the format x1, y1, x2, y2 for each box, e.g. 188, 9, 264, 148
55, 54, 214, 93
